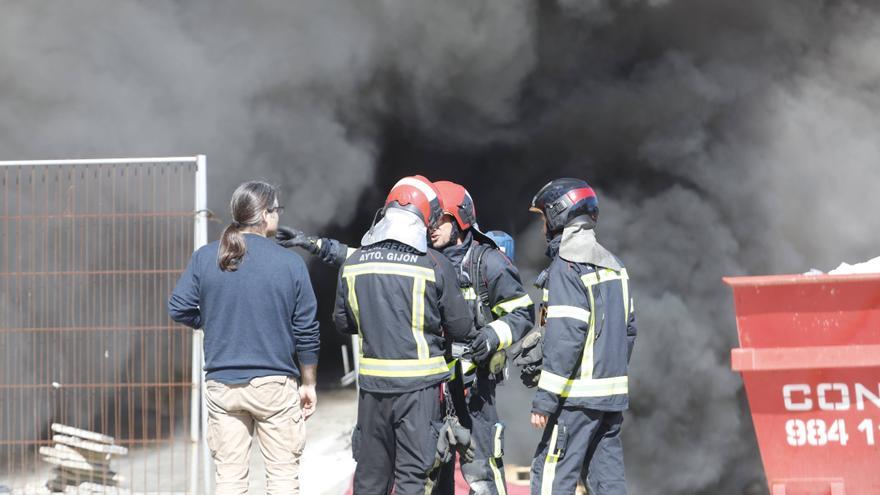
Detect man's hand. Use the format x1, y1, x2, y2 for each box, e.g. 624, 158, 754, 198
470, 328, 500, 364
299, 384, 317, 420
275, 226, 320, 254
531, 412, 548, 430
298, 364, 318, 420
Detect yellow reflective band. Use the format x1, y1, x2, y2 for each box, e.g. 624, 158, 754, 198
542, 289, 549, 303
359, 356, 449, 377
488, 320, 513, 349
492, 293, 533, 316
541, 424, 560, 495
580, 267, 628, 288
489, 457, 507, 495
546, 305, 591, 323
343, 262, 436, 281
412, 277, 429, 359
346, 276, 365, 359
630, 297, 635, 315
580, 286, 596, 379
538, 372, 629, 398
345, 276, 360, 330
461, 286, 478, 300
463, 360, 477, 376
621, 269, 630, 322
447, 359, 458, 380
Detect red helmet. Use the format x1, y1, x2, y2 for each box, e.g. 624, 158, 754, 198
385, 175, 443, 228
433, 180, 477, 230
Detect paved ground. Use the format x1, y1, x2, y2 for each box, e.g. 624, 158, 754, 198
5, 387, 358, 495
6, 384, 545, 494
246, 387, 357, 495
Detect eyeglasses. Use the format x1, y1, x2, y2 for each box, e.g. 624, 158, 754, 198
268, 205, 285, 215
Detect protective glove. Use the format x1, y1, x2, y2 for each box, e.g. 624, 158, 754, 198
513, 328, 544, 388
470, 328, 500, 365
451, 420, 475, 463
512, 329, 543, 367
520, 364, 541, 388
435, 416, 475, 466
435, 423, 454, 465
275, 226, 320, 254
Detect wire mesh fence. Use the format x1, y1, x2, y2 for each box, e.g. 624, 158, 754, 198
0, 158, 205, 494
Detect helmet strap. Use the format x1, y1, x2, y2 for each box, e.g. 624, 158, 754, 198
370, 207, 384, 228
451, 221, 462, 243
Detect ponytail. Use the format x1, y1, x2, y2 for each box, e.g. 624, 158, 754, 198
218, 222, 247, 272
217, 181, 278, 272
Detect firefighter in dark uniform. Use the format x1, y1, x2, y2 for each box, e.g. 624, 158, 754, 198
527, 178, 637, 495
428, 181, 534, 495
277, 181, 534, 495
332, 176, 476, 495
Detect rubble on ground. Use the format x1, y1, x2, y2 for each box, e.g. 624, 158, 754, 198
41, 424, 128, 494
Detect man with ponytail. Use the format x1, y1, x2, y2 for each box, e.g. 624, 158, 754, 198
168, 181, 320, 495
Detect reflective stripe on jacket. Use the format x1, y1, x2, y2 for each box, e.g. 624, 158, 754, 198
532, 256, 637, 414
333, 240, 474, 393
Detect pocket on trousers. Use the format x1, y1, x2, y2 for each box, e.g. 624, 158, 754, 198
492, 423, 505, 458
250, 375, 288, 408
551, 420, 567, 459
205, 379, 228, 397
291, 395, 304, 423
206, 417, 220, 456
204, 380, 228, 412
350, 426, 362, 461
249, 375, 288, 387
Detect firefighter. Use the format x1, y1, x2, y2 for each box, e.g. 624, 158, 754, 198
527, 178, 637, 495
331, 175, 476, 495
428, 181, 534, 495
277, 181, 535, 495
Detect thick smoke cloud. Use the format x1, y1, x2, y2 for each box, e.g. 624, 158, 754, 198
3, 0, 880, 493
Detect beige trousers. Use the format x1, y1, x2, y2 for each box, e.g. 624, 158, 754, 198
205, 375, 306, 495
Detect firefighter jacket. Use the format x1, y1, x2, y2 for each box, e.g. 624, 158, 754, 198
442, 232, 535, 352
532, 243, 637, 414
333, 240, 475, 393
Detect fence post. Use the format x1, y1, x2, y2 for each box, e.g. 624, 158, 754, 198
191, 154, 209, 494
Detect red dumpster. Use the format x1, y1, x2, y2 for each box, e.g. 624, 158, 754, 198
725, 273, 880, 495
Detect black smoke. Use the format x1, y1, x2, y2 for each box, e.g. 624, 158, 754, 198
3, 0, 880, 492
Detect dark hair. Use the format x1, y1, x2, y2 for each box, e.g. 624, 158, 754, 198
218, 181, 278, 272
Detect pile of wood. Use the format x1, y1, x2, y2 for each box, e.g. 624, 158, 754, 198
40, 424, 128, 494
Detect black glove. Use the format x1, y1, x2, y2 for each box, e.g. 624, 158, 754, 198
512, 329, 543, 367
451, 421, 475, 463
520, 364, 541, 388
512, 328, 543, 388
435, 416, 475, 466
470, 328, 500, 365
275, 226, 320, 254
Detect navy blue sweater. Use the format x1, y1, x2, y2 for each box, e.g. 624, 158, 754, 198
168, 233, 320, 384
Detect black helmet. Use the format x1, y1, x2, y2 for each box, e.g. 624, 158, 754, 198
530, 178, 598, 235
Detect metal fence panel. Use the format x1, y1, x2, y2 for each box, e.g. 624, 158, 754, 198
0, 157, 205, 494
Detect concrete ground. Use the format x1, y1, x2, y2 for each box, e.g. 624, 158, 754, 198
246, 387, 357, 495
5, 383, 545, 494
5, 387, 358, 495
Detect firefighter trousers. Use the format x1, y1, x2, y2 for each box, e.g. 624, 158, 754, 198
351, 385, 443, 495
433, 369, 507, 495
530, 408, 626, 495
